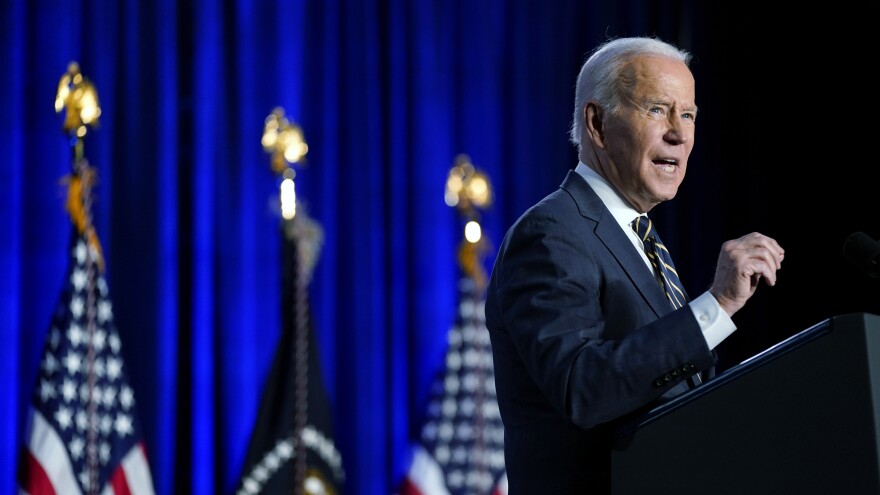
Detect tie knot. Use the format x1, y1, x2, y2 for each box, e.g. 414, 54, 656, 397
632, 216, 653, 241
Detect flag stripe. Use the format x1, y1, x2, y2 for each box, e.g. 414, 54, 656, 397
109, 463, 130, 495
121, 443, 154, 495
21, 449, 56, 495
401, 446, 450, 495
493, 474, 507, 495
24, 410, 80, 495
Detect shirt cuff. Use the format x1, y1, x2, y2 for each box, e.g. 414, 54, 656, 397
688, 292, 737, 350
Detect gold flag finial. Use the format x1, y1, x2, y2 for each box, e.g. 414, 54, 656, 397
56, 61, 104, 271
445, 154, 494, 212
55, 61, 102, 139
446, 154, 494, 289
262, 107, 309, 174
262, 107, 309, 220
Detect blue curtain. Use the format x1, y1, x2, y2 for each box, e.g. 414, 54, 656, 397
4, 1, 879, 494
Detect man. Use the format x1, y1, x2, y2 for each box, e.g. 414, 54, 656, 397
484, 37, 785, 493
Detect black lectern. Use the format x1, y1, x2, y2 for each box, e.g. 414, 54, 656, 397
612, 313, 880, 495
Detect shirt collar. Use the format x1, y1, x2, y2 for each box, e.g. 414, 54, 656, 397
573, 161, 643, 229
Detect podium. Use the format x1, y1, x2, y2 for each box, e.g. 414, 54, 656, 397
612, 312, 880, 495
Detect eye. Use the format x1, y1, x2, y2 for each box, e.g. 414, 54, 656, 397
649, 106, 664, 114
682, 112, 696, 121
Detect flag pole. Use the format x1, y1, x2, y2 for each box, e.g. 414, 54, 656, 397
444, 153, 495, 482
262, 107, 311, 495
55, 61, 104, 495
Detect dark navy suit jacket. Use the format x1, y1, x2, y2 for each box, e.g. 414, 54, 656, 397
485, 171, 716, 494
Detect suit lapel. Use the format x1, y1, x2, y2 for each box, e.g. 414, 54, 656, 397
560, 171, 673, 318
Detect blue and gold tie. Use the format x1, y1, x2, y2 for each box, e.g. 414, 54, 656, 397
632, 216, 686, 309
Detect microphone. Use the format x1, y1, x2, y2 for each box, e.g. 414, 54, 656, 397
843, 232, 880, 278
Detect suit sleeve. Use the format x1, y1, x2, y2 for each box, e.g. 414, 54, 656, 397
493, 210, 715, 429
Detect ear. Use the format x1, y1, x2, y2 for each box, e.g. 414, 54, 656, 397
585, 102, 606, 149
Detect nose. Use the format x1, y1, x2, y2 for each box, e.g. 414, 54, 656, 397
664, 114, 690, 145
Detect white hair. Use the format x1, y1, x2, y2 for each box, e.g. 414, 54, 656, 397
569, 37, 692, 152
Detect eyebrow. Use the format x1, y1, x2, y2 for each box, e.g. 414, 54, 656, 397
645, 98, 698, 114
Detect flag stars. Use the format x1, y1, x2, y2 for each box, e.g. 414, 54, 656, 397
463, 349, 482, 368
409, 280, 508, 492
462, 373, 479, 392
100, 442, 111, 463
448, 470, 465, 487
98, 300, 112, 324
63, 351, 83, 375
438, 421, 454, 441
79, 470, 91, 491
68, 323, 84, 347
423, 423, 437, 441
452, 446, 467, 463
456, 422, 474, 441
70, 296, 84, 319
39, 380, 57, 401
442, 398, 456, 417
75, 241, 87, 264
448, 328, 462, 346
446, 352, 462, 371
444, 376, 460, 394
76, 410, 88, 431
55, 406, 73, 430
119, 386, 134, 409
101, 413, 113, 434
102, 386, 117, 407
69, 436, 85, 460
79, 383, 90, 402
93, 358, 105, 378
435, 445, 450, 463
91, 385, 104, 407
41, 354, 59, 375
92, 329, 107, 351
460, 300, 476, 317
459, 397, 476, 416
109, 333, 121, 354
61, 379, 78, 402
114, 413, 133, 437
71, 268, 87, 291
106, 357, 122, 380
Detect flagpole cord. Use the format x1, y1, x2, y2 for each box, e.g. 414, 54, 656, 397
293, 229, 309, 495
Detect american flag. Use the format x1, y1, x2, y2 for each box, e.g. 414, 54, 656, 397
401, 272, 508, 495
19, 230, 155, 495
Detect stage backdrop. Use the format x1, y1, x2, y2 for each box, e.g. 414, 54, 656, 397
3, 1, 879, 494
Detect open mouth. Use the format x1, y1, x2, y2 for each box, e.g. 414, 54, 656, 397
652, 158, 678, 172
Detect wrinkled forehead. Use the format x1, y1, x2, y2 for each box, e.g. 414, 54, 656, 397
619, 55, 695, 100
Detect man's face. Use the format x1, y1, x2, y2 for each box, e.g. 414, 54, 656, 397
597, 55, 696, 213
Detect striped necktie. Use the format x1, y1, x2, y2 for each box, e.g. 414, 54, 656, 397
632, 216, 686, 309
